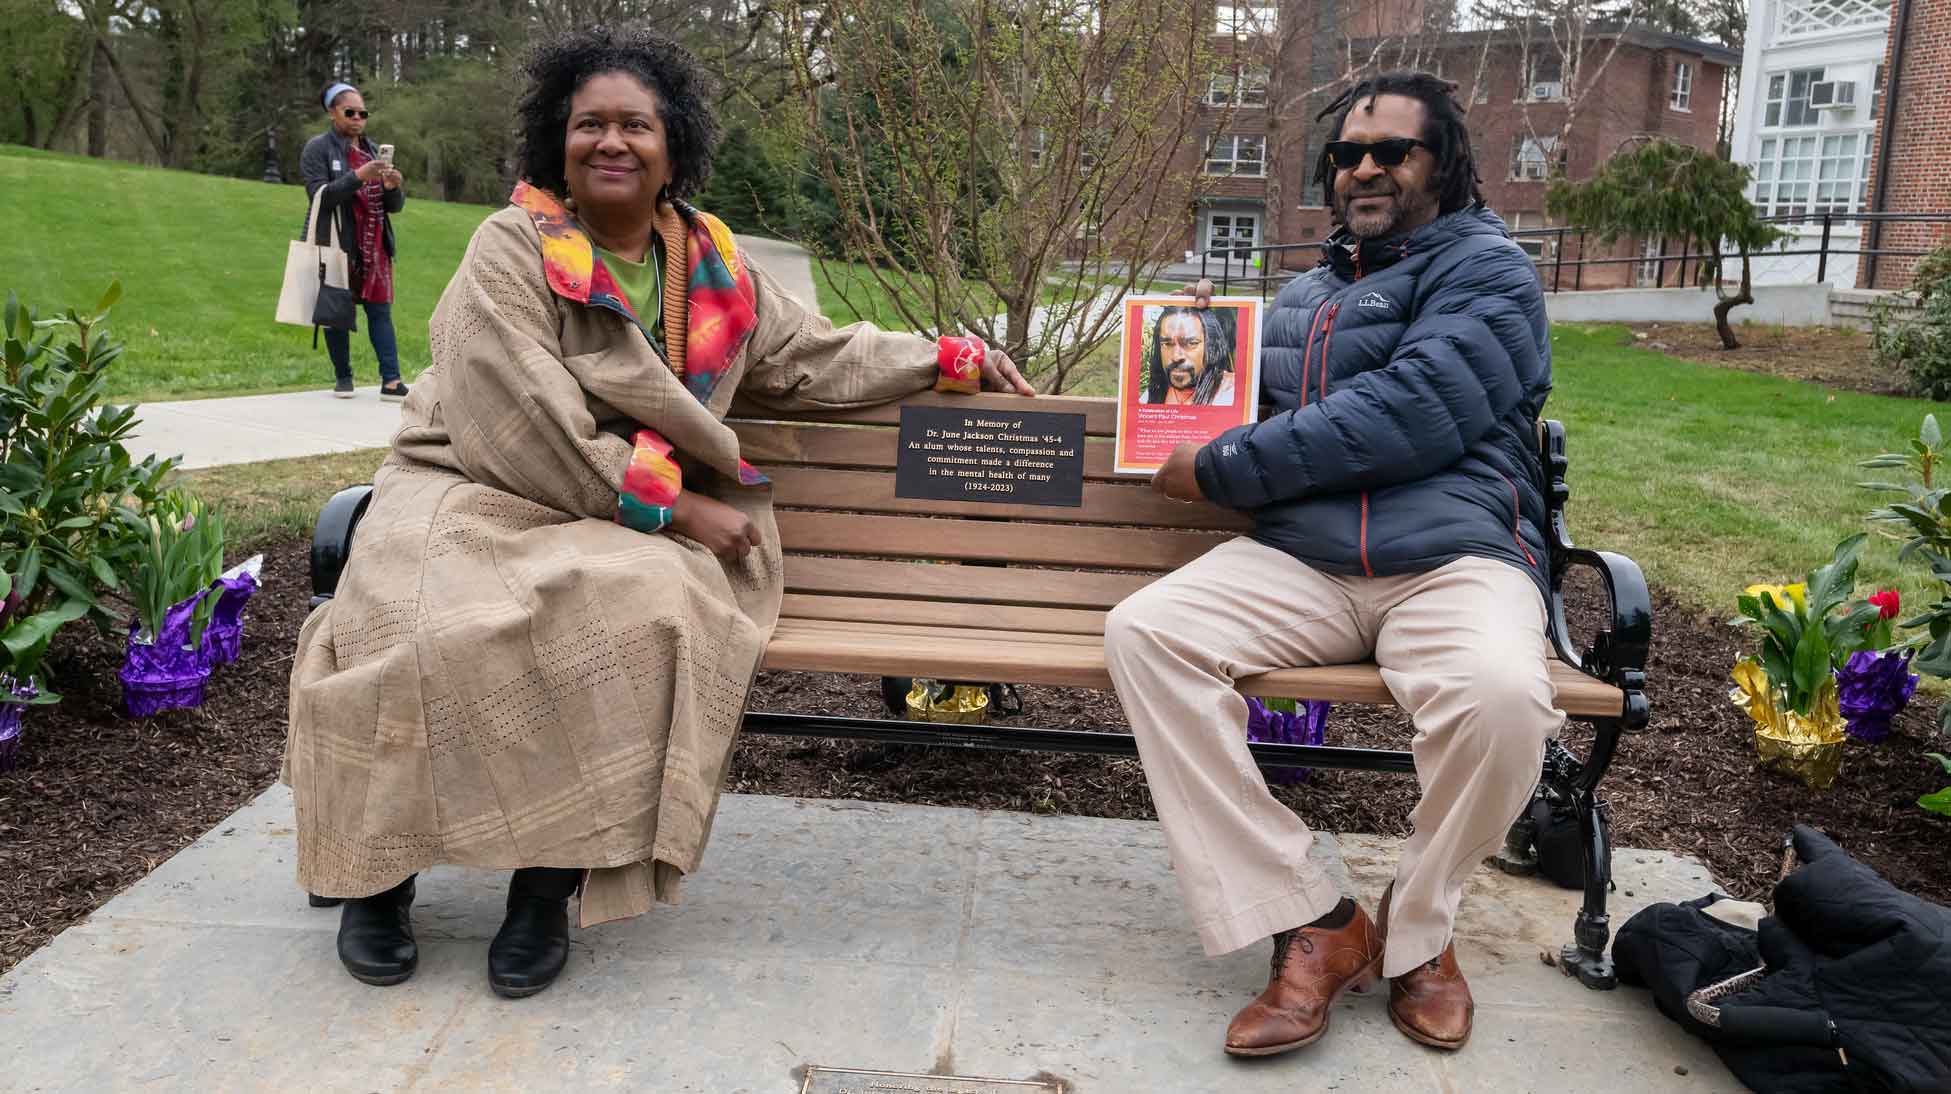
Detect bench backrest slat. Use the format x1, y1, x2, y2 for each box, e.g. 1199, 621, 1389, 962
731, 392, 1255, 612
775, 511, 1235, 570
765, 466, 1253, 531
782, 556, 1153, 610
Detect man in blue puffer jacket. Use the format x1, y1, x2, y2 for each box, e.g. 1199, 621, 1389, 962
1104, 72, 1557, 1059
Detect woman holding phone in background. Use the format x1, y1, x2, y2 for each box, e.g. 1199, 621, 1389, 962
300, 81, 410, 402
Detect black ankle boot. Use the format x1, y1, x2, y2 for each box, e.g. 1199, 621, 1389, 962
336, 875, 418, 986
488, 867, 577, 999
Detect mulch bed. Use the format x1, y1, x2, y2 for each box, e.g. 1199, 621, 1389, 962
1623, 322, 1907, 397
4, 536, 1947, 977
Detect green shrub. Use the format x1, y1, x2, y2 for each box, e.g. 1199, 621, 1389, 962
1, 284, 174, 702
1871, 244, 1951, 400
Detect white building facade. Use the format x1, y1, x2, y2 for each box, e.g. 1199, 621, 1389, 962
1729, 0, 1892, 287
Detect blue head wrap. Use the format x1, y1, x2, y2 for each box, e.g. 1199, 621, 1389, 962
323, 82, 358, 110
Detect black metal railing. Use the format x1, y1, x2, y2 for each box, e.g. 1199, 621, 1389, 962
1194, 210, 1951, 296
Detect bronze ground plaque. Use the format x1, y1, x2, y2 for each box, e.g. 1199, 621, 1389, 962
799, 1066, 1064, 1094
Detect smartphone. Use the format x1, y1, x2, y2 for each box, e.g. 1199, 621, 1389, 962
377, 144, 395, 165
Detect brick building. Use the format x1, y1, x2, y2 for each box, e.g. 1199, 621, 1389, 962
1156, 0, 1736, 285
1859, 0, 1951, 289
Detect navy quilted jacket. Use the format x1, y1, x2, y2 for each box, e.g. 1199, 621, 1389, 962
1192, 205, 1552, 596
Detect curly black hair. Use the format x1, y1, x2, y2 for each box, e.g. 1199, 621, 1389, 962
514, 26, 721, 201
1143, 306, 1235, 405
1312, 71, 1483, 216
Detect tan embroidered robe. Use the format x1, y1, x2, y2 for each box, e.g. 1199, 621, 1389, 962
284, 201, 946, 924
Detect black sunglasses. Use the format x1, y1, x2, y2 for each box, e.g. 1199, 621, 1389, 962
341, 108, 369, 119
1324, 138, 1426, 170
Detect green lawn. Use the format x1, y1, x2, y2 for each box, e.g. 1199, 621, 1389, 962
1546, 323, 1935, 616
1, 145, 495, 402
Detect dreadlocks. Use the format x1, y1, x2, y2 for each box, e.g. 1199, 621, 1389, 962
1312, 71, 1484, 216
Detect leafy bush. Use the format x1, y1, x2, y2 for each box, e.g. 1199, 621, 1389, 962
1871, 243, 1951, 400
1, 284, 174, 702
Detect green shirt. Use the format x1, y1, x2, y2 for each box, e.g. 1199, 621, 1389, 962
596, 239, 666, 353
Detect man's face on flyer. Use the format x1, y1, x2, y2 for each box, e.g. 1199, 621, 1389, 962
1158, 313, 1207, 391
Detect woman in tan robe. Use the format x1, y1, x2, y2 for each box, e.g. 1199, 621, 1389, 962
284, 26, 1033, 998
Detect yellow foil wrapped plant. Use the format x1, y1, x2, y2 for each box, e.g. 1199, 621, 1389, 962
1729, 535, 1889, 790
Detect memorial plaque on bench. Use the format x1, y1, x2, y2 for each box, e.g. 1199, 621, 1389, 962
799, 1066, 1065, 1094
895, 406, 1086, 507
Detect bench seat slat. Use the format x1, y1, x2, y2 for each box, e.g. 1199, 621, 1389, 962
764, 466, 1252, 531
776, 512, 1234, 570
763, 619, 1626, 717
781, 594, 1109, 635
783, 557, 1154, 610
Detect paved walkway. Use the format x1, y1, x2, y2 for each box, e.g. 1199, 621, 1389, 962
126, 234, 822, 471
0, 786, 1740, 1092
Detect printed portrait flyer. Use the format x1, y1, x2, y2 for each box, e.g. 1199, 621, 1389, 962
1113, 295, 1263, 475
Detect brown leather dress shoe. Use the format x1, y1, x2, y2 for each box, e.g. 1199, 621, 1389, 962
1224, 904, 1384, 1057
1388, 943, 1474, 1051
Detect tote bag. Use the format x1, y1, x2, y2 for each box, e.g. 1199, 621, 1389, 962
276, 185, 354, 330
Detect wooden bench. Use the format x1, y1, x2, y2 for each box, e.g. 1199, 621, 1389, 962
309, 391, 1650, 989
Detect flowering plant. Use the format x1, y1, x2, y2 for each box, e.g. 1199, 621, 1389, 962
1731, 535, 1889, 717
125, 489, 226, 648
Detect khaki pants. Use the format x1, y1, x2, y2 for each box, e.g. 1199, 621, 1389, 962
1103, 537, 1563, 978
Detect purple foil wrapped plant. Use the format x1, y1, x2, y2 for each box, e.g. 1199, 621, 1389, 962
1835, 648, 1919, 744
1245, 697, 1330, 784
0, 676, 35, 772
119, 591, 214, 718
198, 555, 263, 667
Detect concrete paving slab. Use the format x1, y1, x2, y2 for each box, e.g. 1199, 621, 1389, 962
0, 786, 1744, 1093
126, 388, 405, 470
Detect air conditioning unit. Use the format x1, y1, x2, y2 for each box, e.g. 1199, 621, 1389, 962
1809, 80, 1857, 109
1531, 81, 1563, 101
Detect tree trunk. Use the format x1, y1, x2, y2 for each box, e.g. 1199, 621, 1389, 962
87, 40, 110, 158
1713, 245, 1751, 350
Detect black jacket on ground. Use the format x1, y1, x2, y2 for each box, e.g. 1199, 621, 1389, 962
1616, 826, 1951, 1092
299, 130, 403, 262
1192, 205, 1552, 598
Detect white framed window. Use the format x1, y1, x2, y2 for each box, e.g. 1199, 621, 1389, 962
1872, 62, 1887, 117
1024, 127, 1047, 168
1670, 61, 1693, 111
1752, 132, 1873, 217
1206, 67, 1270, 106
1507, 211, 1554, 260
1523, 53, 1564, 101
1214, 1, 1276, 37
1204, 133, 1266, 177
1779, 0, 1892, 39
1635, 236, 1665, 286
1509, 135, 1563, 181
1762, 68, 1824, 128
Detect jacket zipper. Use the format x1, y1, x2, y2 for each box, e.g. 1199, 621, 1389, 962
1317, 304, 1340, 403
1359, 493, 1374, 577
1297, 302, 1328, 407
1496, 470, 1540, 567
1315, 301, 1366, 572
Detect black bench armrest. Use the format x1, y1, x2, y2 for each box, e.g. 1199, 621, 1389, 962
309, 484, 375, 609
1538, 420, 1651, 731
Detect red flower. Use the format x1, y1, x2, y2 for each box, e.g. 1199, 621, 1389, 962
1869, 590, 1901, 620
